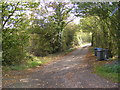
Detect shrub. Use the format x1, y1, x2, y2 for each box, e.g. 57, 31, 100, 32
2, 28, 29, 65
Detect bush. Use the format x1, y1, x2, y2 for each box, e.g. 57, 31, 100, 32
29, 33, 53, 56
62, 25, 76, 51
2, 28, 29, 65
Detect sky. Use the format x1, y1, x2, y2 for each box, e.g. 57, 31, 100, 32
68, 13, 81, 24
73, 17, 80, 24
32, 1, 81, 24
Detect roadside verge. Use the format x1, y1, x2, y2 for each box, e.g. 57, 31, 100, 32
85, 46, 119, 83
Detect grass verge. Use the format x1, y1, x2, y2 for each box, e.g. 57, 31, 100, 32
3, 47, 77, 71
3, 59, 42, 71
94, 63, 119, 83
88, 47, 119, 83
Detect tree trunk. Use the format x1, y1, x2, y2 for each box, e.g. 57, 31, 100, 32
91, 32, 94, 46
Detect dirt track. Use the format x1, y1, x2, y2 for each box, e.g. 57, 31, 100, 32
3, 45, 118, 88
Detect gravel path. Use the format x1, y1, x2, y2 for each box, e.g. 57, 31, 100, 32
3, 45, 118, 88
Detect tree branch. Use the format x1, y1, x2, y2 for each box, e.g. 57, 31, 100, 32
2, 2, 19, 29
64, 19, 74, 27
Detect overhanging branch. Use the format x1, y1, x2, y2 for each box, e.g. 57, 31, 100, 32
2, 2, 19, 29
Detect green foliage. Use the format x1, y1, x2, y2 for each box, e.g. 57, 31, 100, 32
46, 2, 73, 52
2, 2, 77, 66
2, 2, 37, 65
2, 28, 29, 65
4, 61, 42, 71
95, 63, 119, 82
29, 2, 74, 55
4, 2, 118, 66
30, 33, 53, 56
29, 21, 57, 56
28, 61, 42, 68
75, 2, 120, 58
101, 64, 120, 73
62, 24, 76, 50
3, 54, 42, 71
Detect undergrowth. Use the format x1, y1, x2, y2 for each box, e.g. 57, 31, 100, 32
3, 47, 76, 71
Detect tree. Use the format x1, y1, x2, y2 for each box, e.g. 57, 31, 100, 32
29, 2, 74, 54
79, 16, 99, 46
74, 2, 120, 58
47, 2, 73, 52
2, 2, 39, 65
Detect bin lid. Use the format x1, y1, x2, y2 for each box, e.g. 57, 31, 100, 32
94, 48, 102, 50
97, 49, 104, 51
97, 48, 103, 50
94, 48, 97, 50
